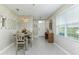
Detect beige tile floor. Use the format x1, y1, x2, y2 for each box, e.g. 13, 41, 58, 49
1, 37, 66, 55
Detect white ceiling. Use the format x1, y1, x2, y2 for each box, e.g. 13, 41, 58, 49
5, 4, 62, 19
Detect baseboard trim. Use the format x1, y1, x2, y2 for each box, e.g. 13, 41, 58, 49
0, 43, 14, 54
54, 43, 71, 55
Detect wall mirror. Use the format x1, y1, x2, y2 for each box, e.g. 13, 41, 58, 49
0, 15, 6, 29
49, 19, 52, 30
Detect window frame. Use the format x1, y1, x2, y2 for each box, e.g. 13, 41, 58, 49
56, 5, 79, 42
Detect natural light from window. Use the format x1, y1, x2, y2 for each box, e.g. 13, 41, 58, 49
56, 5, 79, 40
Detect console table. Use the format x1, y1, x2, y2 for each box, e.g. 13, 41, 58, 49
45, 32, 54, 43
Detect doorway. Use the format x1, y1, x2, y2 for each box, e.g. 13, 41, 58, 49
38, 20, 45, 37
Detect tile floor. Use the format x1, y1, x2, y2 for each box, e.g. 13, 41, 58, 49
1, 37, 66, 55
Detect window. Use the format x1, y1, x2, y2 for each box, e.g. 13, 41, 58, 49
56, 14, 66, 37
57, 25, 65, 36
56, 5, 79, 40
67, 24, 79, 40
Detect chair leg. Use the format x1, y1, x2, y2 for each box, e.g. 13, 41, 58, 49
29, 39, 32, 47
25, 39, 28, 50
22, 44, 26, 55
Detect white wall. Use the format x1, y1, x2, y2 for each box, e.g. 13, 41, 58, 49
33, 19, 38, 38
26, 18, 33, 33
48, 5, 79, 54
0, 30, 16, 51
0, 5, 20, 51
45, 19, 49, 31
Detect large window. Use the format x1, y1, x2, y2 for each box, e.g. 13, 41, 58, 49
57, 25, 65, 36
56, 5, 79, 40
56, 14, 66, 37
67, 24, 79, 40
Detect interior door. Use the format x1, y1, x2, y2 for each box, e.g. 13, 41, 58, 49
38, 20, 45, 37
